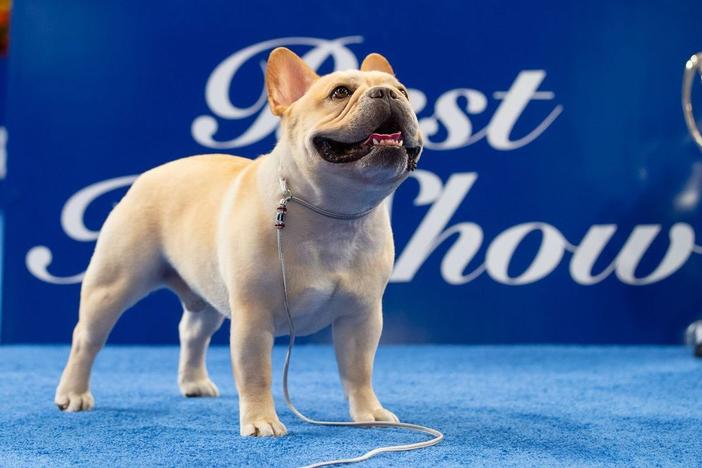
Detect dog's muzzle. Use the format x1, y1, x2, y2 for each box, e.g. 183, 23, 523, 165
313, 98, 422, 170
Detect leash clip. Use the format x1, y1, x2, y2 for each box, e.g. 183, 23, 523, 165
275, 178, 293, 230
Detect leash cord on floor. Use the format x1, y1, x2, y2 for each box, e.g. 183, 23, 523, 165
275, 194, 444, 468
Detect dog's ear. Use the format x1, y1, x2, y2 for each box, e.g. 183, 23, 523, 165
360, 53, 395, 76
266, 47, 319, 116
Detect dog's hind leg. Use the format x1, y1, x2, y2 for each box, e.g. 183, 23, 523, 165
169, 276, 225, 397
177, 306, 224, 397
55, 200, 163, 412
54, 260, 159, 412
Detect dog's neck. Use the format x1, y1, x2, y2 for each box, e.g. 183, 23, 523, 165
263, 141, 397, 217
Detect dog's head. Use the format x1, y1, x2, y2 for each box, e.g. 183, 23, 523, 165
266, 48, 422, 194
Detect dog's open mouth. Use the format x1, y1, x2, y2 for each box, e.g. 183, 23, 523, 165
313, 116, 421, 166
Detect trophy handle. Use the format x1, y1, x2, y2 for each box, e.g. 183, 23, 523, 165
683, 52, 702, 150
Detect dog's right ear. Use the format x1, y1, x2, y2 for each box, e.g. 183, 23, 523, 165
266, 48, 319, 116
360, 53, 395, 76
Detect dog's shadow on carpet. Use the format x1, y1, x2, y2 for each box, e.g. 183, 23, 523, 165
96, 407, 170, 418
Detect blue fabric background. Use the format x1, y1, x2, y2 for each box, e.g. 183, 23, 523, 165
2, 1, 702, 343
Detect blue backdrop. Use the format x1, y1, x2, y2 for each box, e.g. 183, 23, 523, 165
2, 1, 702, 344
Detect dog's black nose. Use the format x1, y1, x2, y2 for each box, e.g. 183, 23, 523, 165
368, 86, 398, 99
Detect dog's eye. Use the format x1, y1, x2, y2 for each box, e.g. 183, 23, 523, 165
330, 86, 352, 99
398, 87, 409, 99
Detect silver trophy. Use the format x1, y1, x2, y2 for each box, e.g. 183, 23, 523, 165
683, 52, 702, 357
683, 52, 702, 149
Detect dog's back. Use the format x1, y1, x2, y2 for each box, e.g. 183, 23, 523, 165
81, 154, 251, 317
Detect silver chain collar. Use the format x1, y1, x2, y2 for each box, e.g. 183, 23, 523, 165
275, 178, 378, 229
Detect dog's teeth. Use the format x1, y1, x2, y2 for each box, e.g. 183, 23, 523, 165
371, 136, 405, 147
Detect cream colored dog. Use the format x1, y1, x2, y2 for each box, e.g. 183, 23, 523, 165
55, 48, 423, 437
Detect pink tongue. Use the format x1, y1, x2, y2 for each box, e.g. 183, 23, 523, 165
364, 131, 402, 145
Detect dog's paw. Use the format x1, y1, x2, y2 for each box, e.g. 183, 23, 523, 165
240, 417, 288, 437
179, 378, 220, 398
55, 391, 95, 412
351, 406, 400, 423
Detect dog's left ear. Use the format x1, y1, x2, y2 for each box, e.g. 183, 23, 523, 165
266, 47, 319, 116
360, 53, 395, 75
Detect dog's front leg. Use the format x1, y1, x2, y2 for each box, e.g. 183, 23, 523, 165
230, 308, 287, 437
333, 308, 399, 423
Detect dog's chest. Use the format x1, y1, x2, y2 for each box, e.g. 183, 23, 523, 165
274, 227, 376, 336
278, 283, 339, 336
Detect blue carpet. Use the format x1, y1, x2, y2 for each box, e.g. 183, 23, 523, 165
0, 345, 701, 467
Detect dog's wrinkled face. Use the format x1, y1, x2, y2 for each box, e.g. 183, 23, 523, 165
307, 70, 421, 170
266, 48, 422, 187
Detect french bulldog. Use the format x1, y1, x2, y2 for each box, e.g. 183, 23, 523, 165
55, 48, 423, 437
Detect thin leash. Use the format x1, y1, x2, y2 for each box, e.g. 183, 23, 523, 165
275, 178, 444, 468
